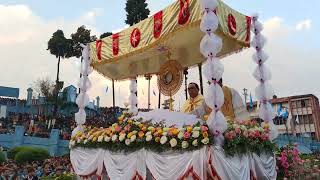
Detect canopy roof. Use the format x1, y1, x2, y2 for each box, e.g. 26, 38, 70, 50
90, 0, 251, 80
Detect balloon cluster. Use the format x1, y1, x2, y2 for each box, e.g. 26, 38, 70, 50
129, 79, 138, 115
251, 14, 278, 140
75, 45, 93, 128
200, 0, 227, 144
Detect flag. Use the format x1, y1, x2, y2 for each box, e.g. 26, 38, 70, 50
295, 115, 300, 124
249, 93, 254, 110
153, 90, 156, 96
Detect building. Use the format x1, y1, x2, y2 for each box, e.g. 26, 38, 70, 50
247, 94, 320, 141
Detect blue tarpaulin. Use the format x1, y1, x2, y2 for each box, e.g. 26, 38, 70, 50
0, 86, 19, 98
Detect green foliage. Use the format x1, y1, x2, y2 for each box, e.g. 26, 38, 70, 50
41, 174, 76, 180
7, 146, 32, 159
13, 147, 49, 164
0, 151, 5, 163
71, 25, 97, 58
100, 32, 112, 39
47, 30, 73, 58
125, 0, 150, 26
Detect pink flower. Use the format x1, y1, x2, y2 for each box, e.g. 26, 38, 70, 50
184, 132, 191, 139
201, 126, 208, 132
115, 126, 122, 132
243, 130, 249, 138
254, 130, 261, 138
235, 128, 241, 134
124, 125, 131, 132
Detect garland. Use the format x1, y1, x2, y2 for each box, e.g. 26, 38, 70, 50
70, 113, 213, 153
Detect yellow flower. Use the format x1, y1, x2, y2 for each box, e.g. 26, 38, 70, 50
157, 129, 163, 135
127, 132, 133, 139
155, 137, 160, 143
203, 132, 208, 138
138, 124, 144, 129
92, 137, 97, 142
163, 127, 169, 132
118, 114, 125, 121
172, 128, 179, 136
187, 126, 193, 133
142, 126, 147, 132
128, 119, 133, 124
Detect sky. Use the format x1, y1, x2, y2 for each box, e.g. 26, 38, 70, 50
0, 0, 319, 109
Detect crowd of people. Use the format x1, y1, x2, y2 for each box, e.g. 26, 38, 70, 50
0, 156, 72, 179
0, 106, 126, 140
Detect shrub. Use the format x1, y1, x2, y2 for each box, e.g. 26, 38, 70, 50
7, 146, 34, 159
0, 151, 5, 163
14, 147, 49, 164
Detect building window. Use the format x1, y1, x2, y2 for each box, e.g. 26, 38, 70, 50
296, 101, 302, 108
301, 100, 306, 107
291, 101, 297, 108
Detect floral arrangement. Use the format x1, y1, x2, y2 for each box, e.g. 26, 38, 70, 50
69, 113, 213, 152
223, 119, 276, 156
276, 144, 320, 179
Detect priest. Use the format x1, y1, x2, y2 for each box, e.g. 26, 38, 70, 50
182, 80, 249, 122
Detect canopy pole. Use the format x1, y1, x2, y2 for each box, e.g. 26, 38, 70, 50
145, 75, 151, 110
158, 91, 161, 109
112, 79, 115, 108
183, 68, 188, 100
198, 63, 203, 95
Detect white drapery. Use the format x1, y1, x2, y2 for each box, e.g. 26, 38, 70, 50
70, 146, 276, 180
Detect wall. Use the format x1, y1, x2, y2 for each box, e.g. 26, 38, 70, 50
0, 126, 69, 156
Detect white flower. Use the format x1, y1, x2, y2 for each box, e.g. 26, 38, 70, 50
178, 128, 185, 133
192, 131, 200, 138
97, 136, 104, 142
240, 125, 247, 131
146, 135, 153, 142
104, 136, 111, 142
69, 140, 75, 147
169, 138, 177, 147
84, 139, 88, 144
125, 139, 131, 146
162, 132, 168, 136
148, 126, 155, 131
146, 131, 152, 136
132, 130, 138, 134
192, 139, 198, 146
112, 134, 118, 142
134, 121, 141, 126
160, 136, 168, 144
77, 138, 81, 143
201, 138, 209, 145
163, 127, 169, 132
119, 134, 126, 142
193, 127, 201, 131
130, 134, 137, 142
178, 132, 184, 139
182, 141, 189, 149
88, 135, 94, 140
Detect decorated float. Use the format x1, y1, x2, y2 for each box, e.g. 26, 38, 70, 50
70, 0, 278, 179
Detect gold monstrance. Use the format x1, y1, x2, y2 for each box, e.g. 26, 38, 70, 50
157, 60, 183, 111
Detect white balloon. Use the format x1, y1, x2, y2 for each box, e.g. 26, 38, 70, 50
202, 59, 224, 82
253, 64, 272, 82
207, 111, 227, 134
200, 0, 218, 11
200, 11, 219, 33
81, 45, 90, 63
252, 21, 263, 33
129, 80, 137, 92
252, 50, 269, 64
200, 34, 222, 58
251, 33, 267, 50
76, 93, 90, 108
79, 77, 92, 90
255, 82, 274, 100
205, 84, 224, 109
258, 102, 276, 121
75, 109, 86, 125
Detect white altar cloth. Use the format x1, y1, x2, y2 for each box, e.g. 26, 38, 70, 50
70, 146, 276, 180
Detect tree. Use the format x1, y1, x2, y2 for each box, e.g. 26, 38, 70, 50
47, 30, 73, 84
100, 32, 112, 39
71, 25, 97, 58
33, 77, 56, 102
125, 0, 150, 26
